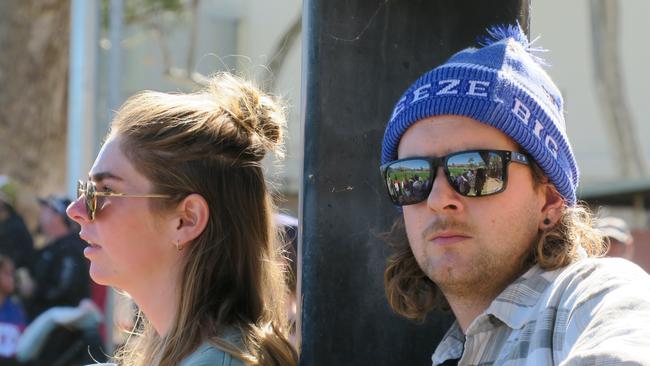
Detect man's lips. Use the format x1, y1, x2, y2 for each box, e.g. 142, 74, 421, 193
427, 231, 471, 245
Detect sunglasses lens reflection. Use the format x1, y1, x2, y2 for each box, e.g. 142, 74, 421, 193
76, 181, 84, 200
384, 159, 433, 206
383, 151, 510, 206
84, 181, 95, 220
447, 151, 505, 197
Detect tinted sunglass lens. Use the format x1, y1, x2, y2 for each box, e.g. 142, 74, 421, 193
76, 181, 84, 200
446, 151, 505, 197
85, 181, 96, 220
384, 159, 433, 205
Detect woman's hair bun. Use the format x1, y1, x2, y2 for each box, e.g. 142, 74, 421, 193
207, 73, 287, 160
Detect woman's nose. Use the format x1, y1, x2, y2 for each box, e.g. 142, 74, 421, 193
67, 196, 89, 224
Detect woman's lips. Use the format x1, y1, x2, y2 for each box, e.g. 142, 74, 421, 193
79, 233, 99, 246
80, 234, 102, 257
83, 243, 101, 258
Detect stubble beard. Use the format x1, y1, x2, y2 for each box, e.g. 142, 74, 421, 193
432, 247, 529, 303
414, 217, 536, 304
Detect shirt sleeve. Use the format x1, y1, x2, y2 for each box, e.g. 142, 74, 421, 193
559, 261, 650, 365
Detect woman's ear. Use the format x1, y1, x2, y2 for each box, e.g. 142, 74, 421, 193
538, 183, 564, 230
174, 193, 209, 247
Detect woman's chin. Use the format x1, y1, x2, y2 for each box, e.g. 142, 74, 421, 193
88, 264, 115, 287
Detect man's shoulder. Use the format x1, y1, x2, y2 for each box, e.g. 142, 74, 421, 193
556, 256, 648, 289
547, 256, 650, 312
541, 258, 650, 362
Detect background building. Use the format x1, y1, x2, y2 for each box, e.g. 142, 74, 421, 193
532, 0, 650, 270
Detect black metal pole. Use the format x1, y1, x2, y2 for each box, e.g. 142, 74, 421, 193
300, 1, 530, 365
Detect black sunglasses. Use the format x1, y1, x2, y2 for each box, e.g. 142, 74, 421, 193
380, 150, 529, 206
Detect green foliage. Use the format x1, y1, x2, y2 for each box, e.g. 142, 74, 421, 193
0, 175, 18, 206
101, 0, 184, 28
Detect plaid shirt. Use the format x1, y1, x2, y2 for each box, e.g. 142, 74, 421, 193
432, 254, 650, 365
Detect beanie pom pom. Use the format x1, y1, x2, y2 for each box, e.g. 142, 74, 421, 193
477, 22, 549, 66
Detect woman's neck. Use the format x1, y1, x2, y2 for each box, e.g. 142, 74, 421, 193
126, 264, 182, 336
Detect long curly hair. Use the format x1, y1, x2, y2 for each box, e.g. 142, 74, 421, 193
110, 73, 298, 366
382, 162, 607, 322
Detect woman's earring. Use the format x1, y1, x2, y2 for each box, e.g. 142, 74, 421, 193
175, 240, 183, 251
543, 218, 551, 226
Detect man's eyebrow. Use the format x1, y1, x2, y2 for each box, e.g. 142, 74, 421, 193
89, 171, 124, 182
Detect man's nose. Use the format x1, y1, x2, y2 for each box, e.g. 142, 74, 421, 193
426, 167, 463, 212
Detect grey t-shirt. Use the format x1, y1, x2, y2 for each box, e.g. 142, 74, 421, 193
178, 342, 246, 366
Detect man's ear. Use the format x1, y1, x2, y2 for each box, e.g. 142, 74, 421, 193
174, 193, 209, 248
538, 183, 564, 230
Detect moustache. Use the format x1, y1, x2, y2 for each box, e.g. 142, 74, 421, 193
421, 217, 473, 241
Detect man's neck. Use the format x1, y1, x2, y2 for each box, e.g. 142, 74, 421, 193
445, 293, 495, 333
442, 264, 533, 334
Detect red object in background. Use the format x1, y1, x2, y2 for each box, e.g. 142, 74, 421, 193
631, 229, 650, 273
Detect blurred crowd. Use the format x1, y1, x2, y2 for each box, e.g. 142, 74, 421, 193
0, 175, 300, 366
0, 175, 104, 365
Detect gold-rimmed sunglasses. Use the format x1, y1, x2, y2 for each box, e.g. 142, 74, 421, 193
77, 180, 171, 221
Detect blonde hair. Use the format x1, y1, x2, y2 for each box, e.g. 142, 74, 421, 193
383, 163, 607, 322
109, 73, 297, 365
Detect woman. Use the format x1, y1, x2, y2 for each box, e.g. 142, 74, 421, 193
67, 73, 298, 366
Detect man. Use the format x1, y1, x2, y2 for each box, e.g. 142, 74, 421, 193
379, 24, 650, 364
597, 216, 635, 260
23, 196, 90, 321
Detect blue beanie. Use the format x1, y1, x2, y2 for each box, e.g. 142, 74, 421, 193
380, 24, 579, 205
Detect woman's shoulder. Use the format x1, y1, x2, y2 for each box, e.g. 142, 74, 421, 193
179, 342, 246, 366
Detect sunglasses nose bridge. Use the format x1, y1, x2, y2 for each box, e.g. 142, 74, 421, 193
430, 158, 450, 188
424, 165, 466, 210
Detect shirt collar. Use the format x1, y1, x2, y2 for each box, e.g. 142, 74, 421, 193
486, 247, 588, 330
431, 247, 589, 364
431, 321, 465, 365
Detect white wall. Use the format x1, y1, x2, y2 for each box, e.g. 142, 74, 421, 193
237, 0, 303, 195
531, 0, 650, 187
98, 0, 303, 206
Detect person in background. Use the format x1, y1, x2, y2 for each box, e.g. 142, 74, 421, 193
0, 176, 34, 274
596, 216, 635, 260
275, 213, 298, 345
0, 255, 26, 361
23, 196, 89, 321
67, 73, 298, 366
